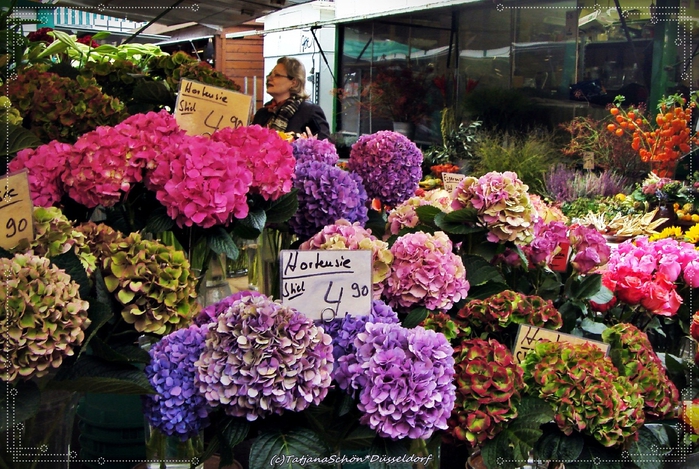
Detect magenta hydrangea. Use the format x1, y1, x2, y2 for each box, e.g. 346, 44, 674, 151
337, 322, 456, 440
211, 125, 295, 201
114, 109, 186, 171
290, 161, 369, 239
146, 134, 253, 228
8, 140, 73, 207
195, 294, 333, 421
292, 138, 339, 165
348, 131, 423, 207
383, 231, 469, 312
568, 223, 611, 274
521, 220, 569, 266
143, 324, 210, 440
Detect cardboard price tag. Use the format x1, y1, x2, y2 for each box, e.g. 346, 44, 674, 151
175, 78, 253, 136
582, 151, 595, 170
280, 250, 372, 321
512, 324, 610, 364
0, 170, 34, 250
442, 172, 466, 192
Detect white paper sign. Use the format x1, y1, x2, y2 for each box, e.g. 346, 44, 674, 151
280, 250, 373, 321
442, 172, 466, 192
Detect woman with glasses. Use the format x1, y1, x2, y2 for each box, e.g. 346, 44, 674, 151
252, 56, 330, 140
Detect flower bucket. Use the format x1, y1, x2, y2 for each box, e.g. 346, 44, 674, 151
144, 425, 204, 469
392, 122, 415, 139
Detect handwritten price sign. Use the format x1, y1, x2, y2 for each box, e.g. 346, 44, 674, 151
512, 324, 610, 364
175, 78, 253, 136
280, 250, 373, 321
0, 170, 34, 250
442, 172, 466, 192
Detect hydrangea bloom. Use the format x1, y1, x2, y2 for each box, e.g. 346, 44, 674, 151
147, 134, 253, 228
196, 295, 333, 421
322, 299, 399, 373
521, 220, 569, 266
568, 224, 611, 274
8, 140, 73, 207
292, 137, 339, 165
383, 231, 469, 312
300, 220, 393, 298
143, 324, 210, 440
602, 237, 699, 316
337, 322, 455, 440
290, 161, 368, 239
449, 338, 524, 445
114, 109, 186, 171
451, 171, 535, 244
348, 131, 423, 207
194, 290, 264, 325
522, 341, 645, 447
1, 253, 90, 382
602, 323, 679, 420
211, 125, 295, 200
385, 189, 453, 237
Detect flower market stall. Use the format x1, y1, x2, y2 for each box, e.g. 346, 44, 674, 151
4, 14, 699, 469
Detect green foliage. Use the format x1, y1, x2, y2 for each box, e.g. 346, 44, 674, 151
146, 51, 241, 94
471, 130, 563, 195
250, 428, 330, 469
462, 86, 550, 132
422, 121, 482, 169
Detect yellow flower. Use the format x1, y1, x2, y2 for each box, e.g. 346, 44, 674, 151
649, 226, 683, 241
615, 193, 627, 202
685, 224, 699, 244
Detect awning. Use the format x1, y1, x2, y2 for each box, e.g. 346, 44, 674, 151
22, 0, 315, 27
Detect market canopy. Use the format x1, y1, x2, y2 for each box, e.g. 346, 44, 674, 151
22, 0, 314, 27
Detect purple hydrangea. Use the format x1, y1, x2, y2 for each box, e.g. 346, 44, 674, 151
142, 324, 210, 440
348, 131, 423, 207
194, 290, 264, 325
290, 161, 369, 239
317, 299, 399, 365
292, 138, 339, 165
195, 294, 334, 421
337, 322, 456, 440
521, 220, 569, 266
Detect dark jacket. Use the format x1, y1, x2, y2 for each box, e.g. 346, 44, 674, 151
252, 100, 331, 141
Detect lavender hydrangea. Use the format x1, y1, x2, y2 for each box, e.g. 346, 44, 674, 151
142, 324, 210, 440
195, 295, 333, 421
194, 290, 264, 325
290, 161, 369, 239
337, 322, 456, 440
292, 138, 339, 165
348, 131, 423, 207
318, 299, 399, 365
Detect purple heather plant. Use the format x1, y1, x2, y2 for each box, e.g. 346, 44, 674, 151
292, 137, 339, 165
348, 131, 423, 207
290, 161, 369, 239
195, 294, 333, 421
544, 164, 631, 203
143, 324, 210, 440
336, 322, 456, 440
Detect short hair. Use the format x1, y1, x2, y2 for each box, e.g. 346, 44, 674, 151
277, 56, 309, 100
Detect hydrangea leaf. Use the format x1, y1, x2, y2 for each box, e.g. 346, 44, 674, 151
627, 425, 667, 469
233, 209, 266, 239
589, 285, 614, 305
415, 205, 442, 225
78, 298, 114, 358
481, 396, 554, 469
50, 249, 91, 299
264, 188, 299, 225
250, 428, 329, 469
0, 381, 41, 432
365, 208, 387, 240
368, 437, 411, 469
565, 273, 603, 301
466, 281, 510, 300
143, 206, 175, 234
563, 440, 622, 469
207, 227, 239, 260
131, 80, 175, 105
533, 424, 584, 464
0, 246, 11, 259
215, 417, 251, 467
1, 123, 42, 157
402, 306, 429, 328
580, 318, 608, 336
434, 208, 482, 235
462, 254, 506, 286
88, 336, 151, 364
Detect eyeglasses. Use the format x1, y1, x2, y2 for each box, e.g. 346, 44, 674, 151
267, 72, 293, 80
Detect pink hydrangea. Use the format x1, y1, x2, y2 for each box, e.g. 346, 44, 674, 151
147, 134, 253, 228
8, 141, 73, 207
211, 125, 295, 201
451, 171, 535, 244
568, 224, 611, 274
299, 219, 393, 298
385, 189, 453, 237
521, 220, 569, 266
603, 237, 699, 316
62, 125, 146, 208
383, 231, 469, 312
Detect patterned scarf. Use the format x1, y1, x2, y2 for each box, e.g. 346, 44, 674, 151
265, 96, 302, 133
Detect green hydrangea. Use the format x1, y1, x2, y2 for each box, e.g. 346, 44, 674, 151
602, 323, 680, 420
522, 341, 645, 447
1, 252, 90, 382
102, 232, 200, 335
13, 207, 96, 275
